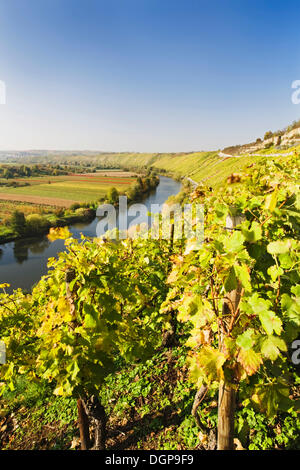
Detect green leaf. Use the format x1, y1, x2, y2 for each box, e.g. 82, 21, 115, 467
214, 202, 228, 219
267, 239, 292, 255
267, 265, 283, 281
278, 252, 293, 269
224, 267, 237, 292
261, 335, 287, 361
241, 221, 262, 243
234, 264, 252, 292
178, 294, 203, 321
248, 293, 272, 315
259, 310, 282, 336
224, 230, 245, 253
236, 329, 254, 351
252, 380, 290, 417
291, 285, 300, 297
281, 293, 300, 327
83, 304, 98, 328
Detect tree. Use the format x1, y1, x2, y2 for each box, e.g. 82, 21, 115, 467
126, 184, 141, 202
106, 187, 119, 204
3, 168, 13, 179
264, 131, 273, 140
10, 210, 26, 235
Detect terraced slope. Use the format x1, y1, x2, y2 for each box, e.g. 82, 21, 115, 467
11, 141, 300, 189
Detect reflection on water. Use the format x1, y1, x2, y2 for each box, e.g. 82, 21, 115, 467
12, 239, 51, 264
0, 176, 181, 291
14, 241, 29, 264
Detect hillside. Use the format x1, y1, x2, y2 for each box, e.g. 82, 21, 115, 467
0, 150, 299, 451
2, 118, 299, 190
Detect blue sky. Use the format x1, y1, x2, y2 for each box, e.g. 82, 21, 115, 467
0, 0, 299, 152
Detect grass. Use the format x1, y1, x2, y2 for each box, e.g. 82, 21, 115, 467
1, 345, 299, 450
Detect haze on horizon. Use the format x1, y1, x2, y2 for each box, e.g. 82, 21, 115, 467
0, 0, 300, 153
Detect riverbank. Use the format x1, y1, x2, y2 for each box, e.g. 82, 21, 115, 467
0, 207, 96, 244
0, 176, 181, 292
0, 175, 160, 245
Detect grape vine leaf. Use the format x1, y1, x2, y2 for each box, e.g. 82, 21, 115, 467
260, 335, 287, 361
237, 348, 262, 376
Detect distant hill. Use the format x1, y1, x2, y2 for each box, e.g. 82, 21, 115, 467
222, 118, 300, 156
1, 118, 299, 187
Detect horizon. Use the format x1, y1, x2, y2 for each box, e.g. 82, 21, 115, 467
0, 0, 300, 152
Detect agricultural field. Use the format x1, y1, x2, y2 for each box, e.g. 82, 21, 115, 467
0, 200, 53, 224
0, 171, 137, 207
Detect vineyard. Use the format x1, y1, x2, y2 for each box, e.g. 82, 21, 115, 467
0, 152, 299, 450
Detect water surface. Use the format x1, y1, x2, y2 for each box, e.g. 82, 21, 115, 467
0, 176, 181, 291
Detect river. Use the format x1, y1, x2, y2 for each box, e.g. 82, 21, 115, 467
0, 176, 181, 292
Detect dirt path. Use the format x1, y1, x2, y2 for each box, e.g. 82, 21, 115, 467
218, 151, 293, 158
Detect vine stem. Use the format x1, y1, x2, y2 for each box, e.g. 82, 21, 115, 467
228, 287, 245, 333
260, 196, 291, 227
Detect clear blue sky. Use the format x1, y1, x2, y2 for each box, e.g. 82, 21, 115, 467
0, 0, 299, 152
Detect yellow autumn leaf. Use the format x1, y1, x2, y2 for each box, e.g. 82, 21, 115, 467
237, 348, 262, 376
53, 385, 65, 396
264, 186, 278, 212
48, 226, 72, 242
190, 346, 227, 384
57, 298, 73, 322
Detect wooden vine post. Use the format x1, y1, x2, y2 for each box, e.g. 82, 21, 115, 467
65, 269, 107, 450
162, 222, 177, 348
217, 214, 243, 450
77, 398, 90, 450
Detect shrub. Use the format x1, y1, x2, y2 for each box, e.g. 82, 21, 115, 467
264, 131, 273, 140
70, 203, 81, 211
26, 214, 50, 234
54, 208, 65, 217
264, 142, 273, 149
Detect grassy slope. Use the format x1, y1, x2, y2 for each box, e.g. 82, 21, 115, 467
17, 145, 299, 189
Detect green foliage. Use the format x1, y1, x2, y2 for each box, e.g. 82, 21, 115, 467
26, 213, 50, 234
10, 210, 26, 235
166, 152, 300, 417
0, 151, 299, 450
0, 233, 171, 400
264, 131, 273, 140
106, 186, 119, 204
